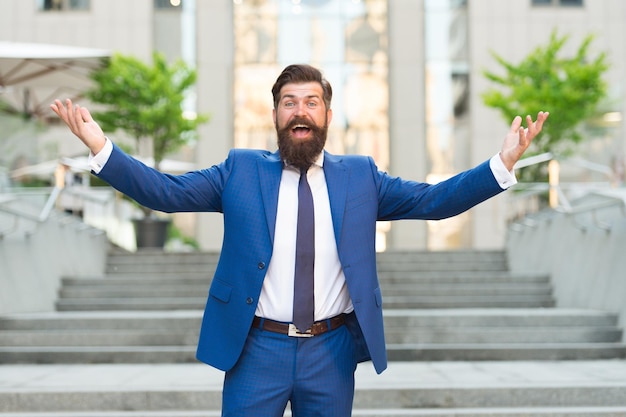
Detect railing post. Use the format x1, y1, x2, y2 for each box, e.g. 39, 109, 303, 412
548, 159, 560, 208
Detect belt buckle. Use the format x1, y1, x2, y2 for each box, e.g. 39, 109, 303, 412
288, 323, 313, 338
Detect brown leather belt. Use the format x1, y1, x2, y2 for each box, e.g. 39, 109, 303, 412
252, 314, 346, 338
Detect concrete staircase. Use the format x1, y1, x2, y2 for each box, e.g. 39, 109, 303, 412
1, 250, 624, 363
1, 249, 626, 416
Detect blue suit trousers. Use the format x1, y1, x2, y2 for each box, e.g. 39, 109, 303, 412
221, 321, 358, 417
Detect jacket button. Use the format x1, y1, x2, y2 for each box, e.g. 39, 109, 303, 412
246, 297, 254, 304
258, 262, 266, 270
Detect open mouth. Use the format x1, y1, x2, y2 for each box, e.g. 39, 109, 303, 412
291, 124, 312, 139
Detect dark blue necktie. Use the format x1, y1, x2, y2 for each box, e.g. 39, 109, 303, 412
293, 167, 315, 332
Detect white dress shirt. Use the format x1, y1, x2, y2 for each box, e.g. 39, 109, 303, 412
90, 138, 517, 323
256, 154, 353, 323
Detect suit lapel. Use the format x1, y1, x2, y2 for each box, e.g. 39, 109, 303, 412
258, 150, 283, 246
323, 151, 349, 247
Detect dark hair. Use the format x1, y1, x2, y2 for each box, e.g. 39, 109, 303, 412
271, 64, 332, 110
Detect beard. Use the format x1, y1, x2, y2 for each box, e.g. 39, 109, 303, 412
276, 116, 328, 171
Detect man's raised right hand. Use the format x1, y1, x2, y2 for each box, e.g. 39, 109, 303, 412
50, 99, 107, 155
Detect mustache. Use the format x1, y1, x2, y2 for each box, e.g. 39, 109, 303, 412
279, 116, 326, 136
285, 116, 315, 129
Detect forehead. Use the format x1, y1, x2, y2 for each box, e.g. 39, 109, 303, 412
278, 81, 324, 100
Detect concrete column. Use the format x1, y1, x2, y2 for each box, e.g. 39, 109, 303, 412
386, 0, 428, 250
194, 2, 233, 250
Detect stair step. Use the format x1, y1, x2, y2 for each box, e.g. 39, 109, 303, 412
2, 311, 620, 343
382, 296, 555, 309
385, 327, 622, 343
55, 296, 557, 311
55, 298, 207, 311
0, 311, 202, 330
0, 330, 199, 346
0, 346, 199, 364
1, 408, 626, 417
380, 284, 552, 296
379, 272, 551, 282
59, 287, 211, 298
105, 266, 217, 274
0, 326, 619, 347
2, 309, 619, 329
103, 251, 510, 273
384, 309, 620, 325
58, 283, 552, 299
386, 343, 626, 361
2, 361, 626, 411
376, 263, 509, 272
65, 272, 549, 283
2, 343, 625, 364
376, 250, 507, 262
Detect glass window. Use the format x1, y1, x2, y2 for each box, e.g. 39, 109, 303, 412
532, 0, 583, 6
155, 0, 182, 9
39, 0, 89, 11
232, 0, 390, 172
424, 0, 471, 249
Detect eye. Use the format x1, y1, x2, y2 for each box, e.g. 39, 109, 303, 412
307, 102, 317, 108
284, 102, 295, 108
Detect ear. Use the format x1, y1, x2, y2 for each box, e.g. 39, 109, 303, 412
272, 108, 277, 125
326, 108, 333, 125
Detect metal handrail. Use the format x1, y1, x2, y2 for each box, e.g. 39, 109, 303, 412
1, 180, 130, 249
0, 187, 63, 238
38, 186, 62, 222
514, 152, 554, 170
554, 193, 625, 215
508, 153, 620, 226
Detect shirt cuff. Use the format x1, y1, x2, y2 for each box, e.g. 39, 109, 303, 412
88, 137, 113, 174
489, 153, 517, 189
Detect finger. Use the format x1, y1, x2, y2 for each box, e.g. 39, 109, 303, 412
510, 115, 522, 133
525, 114, 537, 138
63, 98, 76, 134
527, 111, 548, 139
535, 111, 549, 130
67, 101, 81, 134
78, 106, 94, 124
72, 104, 84, 133
518, 125, 528, 147
50, 99, 67, 121
49, 102, 61, 118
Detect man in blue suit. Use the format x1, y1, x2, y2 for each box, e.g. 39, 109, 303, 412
51, 64, 548, 417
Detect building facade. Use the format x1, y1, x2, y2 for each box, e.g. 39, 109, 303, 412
1, 0, 624, 251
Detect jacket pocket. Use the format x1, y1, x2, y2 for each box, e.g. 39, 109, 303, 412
209, 279, 232, 303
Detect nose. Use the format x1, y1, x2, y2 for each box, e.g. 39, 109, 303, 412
294, 102, 308, 116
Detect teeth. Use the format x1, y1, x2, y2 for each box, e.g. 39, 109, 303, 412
293, 124, 310, 129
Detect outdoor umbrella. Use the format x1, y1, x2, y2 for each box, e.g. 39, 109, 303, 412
0, 41, 109, 118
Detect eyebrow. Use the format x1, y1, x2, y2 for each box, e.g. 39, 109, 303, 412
281, 94, 321, 101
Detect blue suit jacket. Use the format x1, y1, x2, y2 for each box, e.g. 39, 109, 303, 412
97, 144, 504, 374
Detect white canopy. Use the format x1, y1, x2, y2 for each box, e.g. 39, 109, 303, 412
0, 41, 110, 117
10, 156, 195, 180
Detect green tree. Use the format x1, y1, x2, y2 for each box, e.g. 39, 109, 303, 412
482, 30, 608, 161
87, 51, 209, 171
86, 52, 209, 248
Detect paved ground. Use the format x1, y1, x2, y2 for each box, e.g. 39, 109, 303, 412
2, 360, 626, 392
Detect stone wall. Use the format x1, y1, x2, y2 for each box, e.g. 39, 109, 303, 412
506, 190, 626, 341
0, 205, 108, 315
